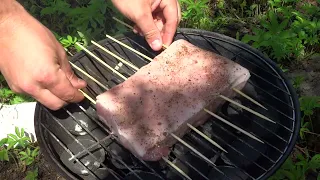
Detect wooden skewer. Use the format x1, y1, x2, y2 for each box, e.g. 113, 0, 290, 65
170, 133, 216, 167
232, 88, 267, 110
75, 42, 128, 80
162, 157, 192, 180
91, 40, 140, 71
187, 123, 227, 153
105, 34, 153, 62
70, 62, 109, 91
219, 95, 275, 124
79, 89, 96, 105
203, 109, 264, 143
112, 17, 168, 49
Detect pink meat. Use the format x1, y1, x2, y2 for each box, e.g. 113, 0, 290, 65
96, 39, 250, 161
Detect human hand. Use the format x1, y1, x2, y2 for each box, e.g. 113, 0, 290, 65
111, 0, 181, 51
0, 2, 87, 110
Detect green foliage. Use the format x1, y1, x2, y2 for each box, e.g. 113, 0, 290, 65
25, 168, 38, 180
292, 76, 304, 89
0, 127, 40, 179
241, 0, 320, 62
19, 0, 127, 49
19, 147, 39, 166
179, 0, 215, 30
299, 96, 320, 140
269, 153, 320, 180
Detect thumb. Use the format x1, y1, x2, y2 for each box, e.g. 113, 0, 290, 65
57, 48, 87, 89
134, 13, 162, 51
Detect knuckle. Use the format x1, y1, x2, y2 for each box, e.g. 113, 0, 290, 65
35, 69, 56, 86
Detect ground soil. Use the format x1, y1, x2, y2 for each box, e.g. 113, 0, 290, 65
0, 152, 65, 180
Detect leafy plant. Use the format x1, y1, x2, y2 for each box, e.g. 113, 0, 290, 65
292, 76, 304, 89
179, 0, 215, 30
19, 147, 39, 166
241, 0, 320, 62
269, 153, 320, 180
0, 127, 40, 179
25, 168, 38, 180
299, 96, 320, 140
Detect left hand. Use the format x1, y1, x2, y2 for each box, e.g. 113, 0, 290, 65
111, 0, 181, 51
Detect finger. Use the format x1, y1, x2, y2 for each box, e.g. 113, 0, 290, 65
57, 46, 87, 89
33, 88, 67, 111
40, 67, 85, 104
155, 19, 164, 34
133, 10, 163, 51
161, 0, 179, 46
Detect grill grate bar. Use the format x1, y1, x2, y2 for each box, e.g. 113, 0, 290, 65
219, 95, 275, 124
201, 120, 276, 164
75, 42, 128, 80
91, 40, 140, 71
248, 81, 294, 109
262, 102, 294, 121
170, 133, 234, 180
232, 88, 268, 110
76, 103, 112, 134
162, 157, 193, 180
70, 62, 109, 91
106, 34, 153, 62
213, 114, 284, 154
187, 123, 228, 153
40, 123, 119, 180
63, 107, 144, 180
51, 110, 124, 179
171, 152, 210, 180
131, 155, 166, 180
205, 122, 274, 174
226, 106, 290, 142
205, 109, 264, 143
187, 132, 256, 180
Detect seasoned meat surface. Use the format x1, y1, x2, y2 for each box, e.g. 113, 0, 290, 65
96, 39, 250, 161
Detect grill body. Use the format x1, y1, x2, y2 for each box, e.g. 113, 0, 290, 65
34, 28, 300, 180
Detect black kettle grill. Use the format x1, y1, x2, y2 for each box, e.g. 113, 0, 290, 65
34, 28, 300, 180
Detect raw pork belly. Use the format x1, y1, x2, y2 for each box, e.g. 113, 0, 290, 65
96, 39, 250, 161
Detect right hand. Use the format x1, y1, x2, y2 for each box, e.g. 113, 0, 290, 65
0, 2, 87, 110
111, 0, 181, 51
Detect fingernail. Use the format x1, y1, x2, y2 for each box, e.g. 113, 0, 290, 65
151, 39, 161, 50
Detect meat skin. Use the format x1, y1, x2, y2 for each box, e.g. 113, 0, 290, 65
96, 39, 250, 161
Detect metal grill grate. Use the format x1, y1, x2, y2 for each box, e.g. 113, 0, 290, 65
34, 28, 300, 180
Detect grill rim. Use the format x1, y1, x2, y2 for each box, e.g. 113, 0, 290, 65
33, 28, 301, 180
